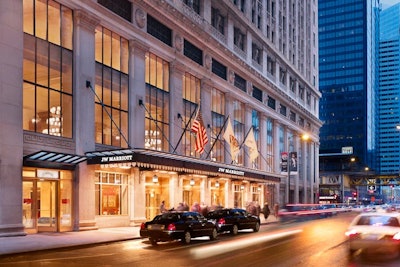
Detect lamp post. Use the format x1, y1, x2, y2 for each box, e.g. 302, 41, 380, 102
287, 133, 309, 204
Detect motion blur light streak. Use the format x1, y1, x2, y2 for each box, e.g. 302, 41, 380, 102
190, 229, 303, 259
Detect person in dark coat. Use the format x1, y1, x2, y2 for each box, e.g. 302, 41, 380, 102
262, 202, 271, 220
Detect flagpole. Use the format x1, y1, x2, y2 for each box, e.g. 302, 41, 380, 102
172, 105, 199, 153
139, 101, 175, 151
205, 115, 229, 159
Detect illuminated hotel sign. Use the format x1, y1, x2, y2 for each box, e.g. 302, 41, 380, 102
100, 155, 133, 163
218, 167, 245, 176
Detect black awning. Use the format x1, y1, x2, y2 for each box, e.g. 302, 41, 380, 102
85, 148, 280, 183
23, 151, 87, 170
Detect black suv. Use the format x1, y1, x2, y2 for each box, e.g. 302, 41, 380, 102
206, 208, 261, 235
140, 211, 218, 245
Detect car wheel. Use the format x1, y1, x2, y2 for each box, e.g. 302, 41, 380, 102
149, 238, 157, 246
253, 222, 260, 232
182, 231, 191, 245
210, 228, 218, 240
231, 224, 239, 235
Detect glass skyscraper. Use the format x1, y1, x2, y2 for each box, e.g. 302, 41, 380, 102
378, 3, 400, 175
319, 0, 380, 172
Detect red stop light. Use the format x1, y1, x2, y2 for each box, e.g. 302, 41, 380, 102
352, 192, 357, 197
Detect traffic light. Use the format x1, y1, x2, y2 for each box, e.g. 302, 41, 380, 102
352, 192, 357, 197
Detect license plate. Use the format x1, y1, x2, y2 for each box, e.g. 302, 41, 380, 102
148, 224, 164, 230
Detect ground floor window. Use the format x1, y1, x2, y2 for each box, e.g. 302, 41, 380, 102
95, 171, 128, 215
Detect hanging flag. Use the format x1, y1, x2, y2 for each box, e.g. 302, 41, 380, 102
191, 108, 208, 154
223, 118, 240, 161
244, 127, 259, 162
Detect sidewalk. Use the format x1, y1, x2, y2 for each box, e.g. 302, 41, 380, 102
0, 216, 279, 256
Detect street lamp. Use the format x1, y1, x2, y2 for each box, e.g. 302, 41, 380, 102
287, 133, 309, 204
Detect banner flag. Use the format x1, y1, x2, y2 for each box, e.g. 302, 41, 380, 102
223, 118, 240, 161
244, 127, 259, 162
191, 107, 208, 154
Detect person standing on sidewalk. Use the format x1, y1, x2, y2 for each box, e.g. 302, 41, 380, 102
262, 202, 271, 220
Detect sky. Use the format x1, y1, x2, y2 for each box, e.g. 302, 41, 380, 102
381, 0, 400, 10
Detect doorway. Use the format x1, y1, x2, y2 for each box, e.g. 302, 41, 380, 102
37, 180, 57, 232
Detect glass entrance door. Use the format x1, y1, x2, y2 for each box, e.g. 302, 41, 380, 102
37, 181, 57, 232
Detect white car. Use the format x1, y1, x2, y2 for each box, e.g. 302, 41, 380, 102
345, 212, 400, 256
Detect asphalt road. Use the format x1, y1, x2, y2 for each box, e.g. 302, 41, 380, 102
1, 212, 400, 267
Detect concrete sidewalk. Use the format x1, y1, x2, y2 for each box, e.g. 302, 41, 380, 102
0, 216, 279, 257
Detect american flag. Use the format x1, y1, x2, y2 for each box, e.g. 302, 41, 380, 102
191, 108, 208, 154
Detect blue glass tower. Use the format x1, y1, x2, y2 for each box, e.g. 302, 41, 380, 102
319, 0, 380, 172
378, 3, 400, 175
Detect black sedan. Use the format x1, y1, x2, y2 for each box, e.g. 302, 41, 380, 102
140, 211, 218, 245
206, 208, 261, 235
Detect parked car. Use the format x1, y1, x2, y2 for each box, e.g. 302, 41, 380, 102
140, 211, 218, 245
345, 212, 400, 257
205, 208, 260, 235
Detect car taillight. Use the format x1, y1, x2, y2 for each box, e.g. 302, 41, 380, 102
167, 223, 176, 231
393, 233, 400, 240
345, 229, 360, 239
140, 223, 146, 230
218, 218, 226, 225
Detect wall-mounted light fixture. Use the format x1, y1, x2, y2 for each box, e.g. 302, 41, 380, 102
240, 184, 245, 191
152, 175, 159, 184
215, 181, 220, 188
190, 178, 195, 186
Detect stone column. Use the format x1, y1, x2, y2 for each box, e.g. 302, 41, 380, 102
129, 39, 148, 149
73, 10, 99, 231
0, 0, 25, 237
169, 61, 185, 154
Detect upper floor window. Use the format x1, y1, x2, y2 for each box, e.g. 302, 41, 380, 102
267, 96, 276, 110
145, 53, 170, 152
211, 7, 225, 35
252, 43, 262, 64
232, 0, 245, 13
212, 58, 227, 80
147, 15, 172, 47
182, 73, 201, 157
94, 26, 129, 147
279, 104, 287, 116
252, 86, 262, 102
211, 88, 226, 163
234, 27, 245, 51
234, 74, 246, 92
233, 100, 245, 165
252, 0, 262, 29
183, 0, 200, 14
98, 0, 132, 22
184, 39, 203, 65
23, 0, 73, 138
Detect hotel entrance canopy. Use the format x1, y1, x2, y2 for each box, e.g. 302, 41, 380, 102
23, 150, 87, 170
85, 148, 280, 183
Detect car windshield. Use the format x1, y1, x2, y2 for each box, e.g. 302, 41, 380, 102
356, 215, 400, 227
153, 213, 180, 222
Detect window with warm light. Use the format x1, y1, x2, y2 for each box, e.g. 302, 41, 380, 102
94, 171, 128, 216
266, 118, 274, 172
94, 26, 129, 147
23, 0, 73, 137
233, 100, 245, 165
210, 88, 226, 163
182, 73, 200, 156
144, 53, 170, 151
